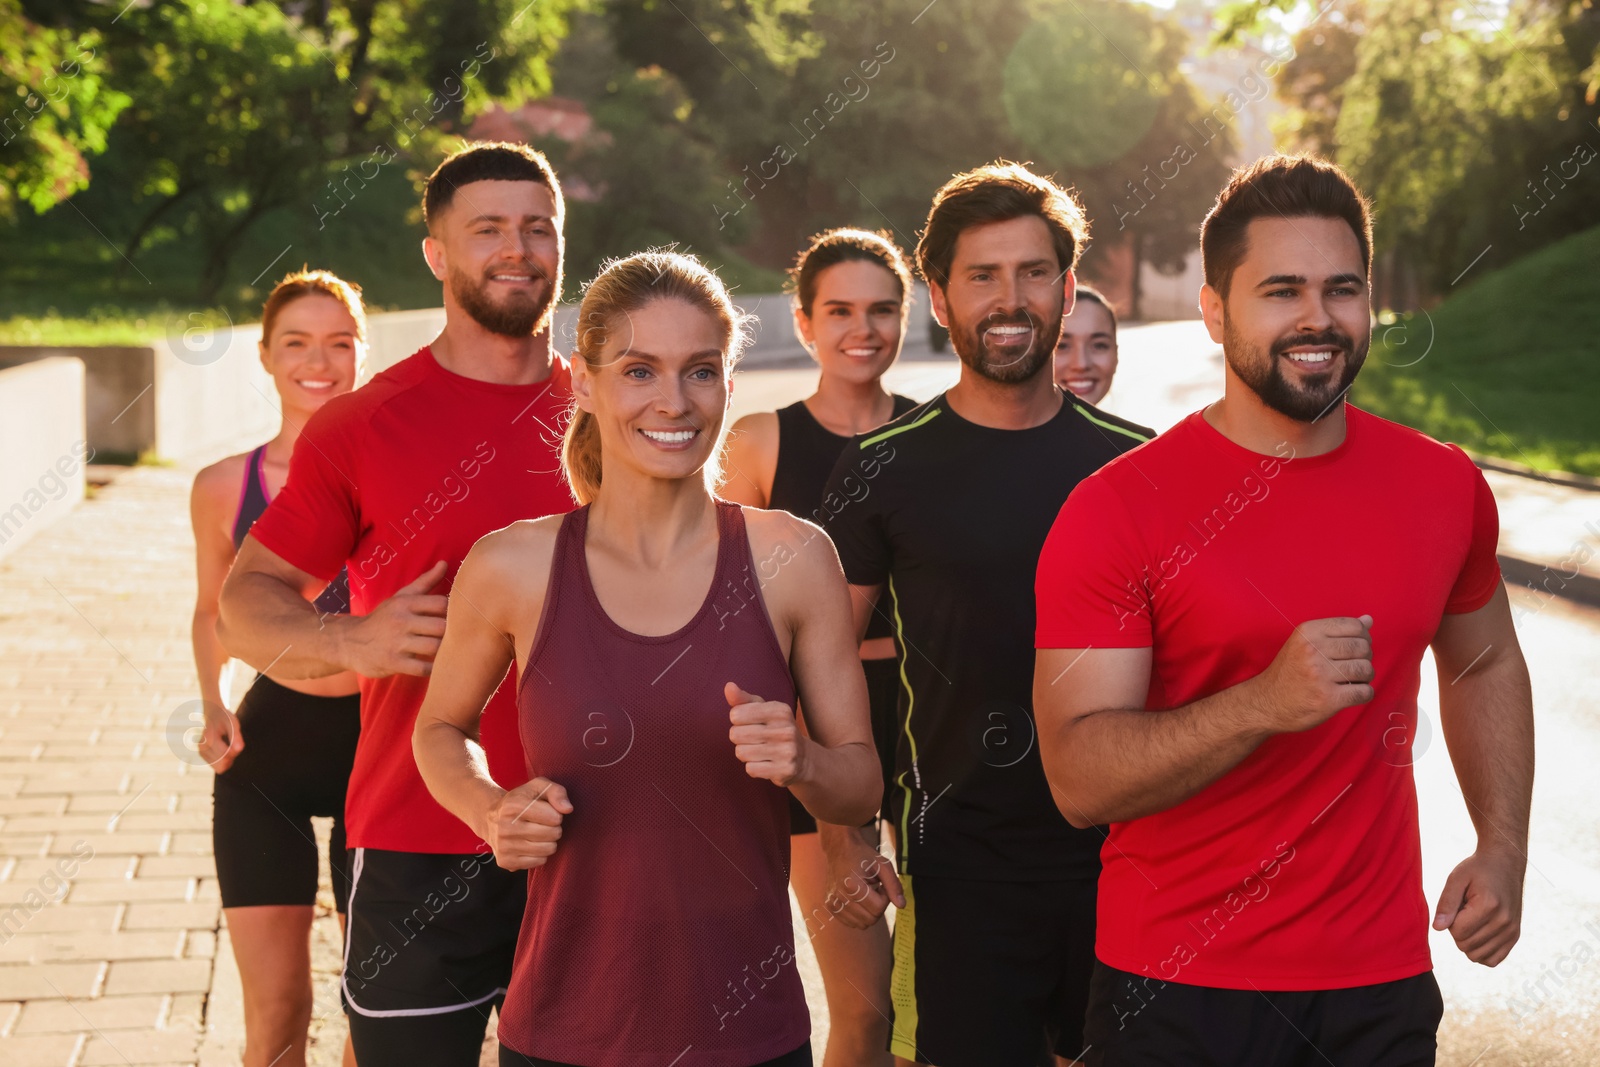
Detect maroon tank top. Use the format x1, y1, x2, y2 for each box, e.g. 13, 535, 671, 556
500, 501, 809, 1066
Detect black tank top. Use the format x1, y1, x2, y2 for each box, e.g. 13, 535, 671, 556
768, 395, 918, 643
232, 445, 351, 616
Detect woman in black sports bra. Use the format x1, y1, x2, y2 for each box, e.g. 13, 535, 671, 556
189, 270, 364, 1067
721, 228, 918, 1067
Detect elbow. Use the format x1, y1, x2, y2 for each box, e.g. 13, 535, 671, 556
1041, 744, 1101, 830
1063, 808, 1096, 831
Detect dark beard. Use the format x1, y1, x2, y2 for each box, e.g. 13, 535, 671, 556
1223, 319, 1368, 422
451, 262, 558, 338
948, 307, 1059, 384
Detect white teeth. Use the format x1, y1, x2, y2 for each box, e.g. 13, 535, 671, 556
641, 429, 696, 443
298, 380, 334, 388
1287, 350, 1335, 363
987, 325, 1030, 335
843, 348, 877, 357
491, 274, 532, 281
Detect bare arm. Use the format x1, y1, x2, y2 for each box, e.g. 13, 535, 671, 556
818, 578, 906, 927
412, 527, 569, 869
1035, 616, 1376, 828
1428, 584, 1533, 966
718, 412, 777, 508
739, 515, 880, 826
218, 535, 448, 680
188, 464, 246, 770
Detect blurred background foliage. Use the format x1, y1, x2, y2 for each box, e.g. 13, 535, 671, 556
1, 0, 1596, 326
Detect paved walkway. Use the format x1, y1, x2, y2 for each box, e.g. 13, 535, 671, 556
1, 334, 1594, 1065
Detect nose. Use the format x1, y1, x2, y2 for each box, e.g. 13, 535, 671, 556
1062, 337, 1089, 373
1299, 292, 1336, 333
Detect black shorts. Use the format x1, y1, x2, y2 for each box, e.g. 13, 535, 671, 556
1082, 963, 1443, 1066
340, 848, 525, 1045
499, 1042, 813, 1067
212, 674, 360, 910
889, 874, 1097, 1066
789, 655, 899, 835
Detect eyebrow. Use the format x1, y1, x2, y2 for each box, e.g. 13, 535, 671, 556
277, 329, 355, 338
966, 258, 1055, 272
1256, 273, 1366, 288
618, 349, 725, 362
463, 213, 554, 227
819, 298, 900, 307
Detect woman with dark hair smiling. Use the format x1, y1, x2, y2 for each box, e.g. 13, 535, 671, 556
413, 250, 880, 1066
721, 226, 918, 1067
1053, 283, 1120, 407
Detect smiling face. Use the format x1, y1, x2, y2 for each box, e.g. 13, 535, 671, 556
795, 258, 905, 386
425, 179, 562, 337
258, 293, 361, 411
572, 297, 732, 489
1203, 215, 1371, 423
1053, 298, 1117, 404
930, 214, 1068, 385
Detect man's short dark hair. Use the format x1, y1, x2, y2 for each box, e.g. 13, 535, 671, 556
422, 141, 563, 231
1201, 154, 1372, 297
916, 161, 1088, 289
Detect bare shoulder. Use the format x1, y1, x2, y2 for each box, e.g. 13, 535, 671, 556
190, 451, 249, 525
740, 506, 840, 584
729, 410, 780, 448
722, 411, 781, 504
466, 514, 565, 580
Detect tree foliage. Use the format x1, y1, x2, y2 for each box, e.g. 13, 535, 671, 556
0, 0, 127, 216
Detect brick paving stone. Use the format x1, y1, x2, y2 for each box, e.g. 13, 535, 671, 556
78, 1028, 203, 1065
13, 993, 169, 1033
0, 961, 105, 999
0, 1031, 86, 1066
0, 930, 183, 964
103, 959, 212, 996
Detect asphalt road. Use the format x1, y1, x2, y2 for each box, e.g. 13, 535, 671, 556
736, 322, 1600, 1066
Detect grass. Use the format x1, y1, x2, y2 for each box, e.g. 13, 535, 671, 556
0, 306, 225, 347
1353, 225, 1600, 477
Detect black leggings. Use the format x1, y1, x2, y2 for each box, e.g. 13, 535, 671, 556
499, 1042, 813, 1067
212, 674, 360, 910
345, 999, 499, 1067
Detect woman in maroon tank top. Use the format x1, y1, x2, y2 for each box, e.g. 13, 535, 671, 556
413, 251, 882, 1067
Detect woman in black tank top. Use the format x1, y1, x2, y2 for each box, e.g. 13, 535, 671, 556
188, 271, 364, 1067
721, 228, 919, 1067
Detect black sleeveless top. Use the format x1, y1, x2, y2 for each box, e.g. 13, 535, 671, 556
768, 395, 918, 643
232, 445, 351, 616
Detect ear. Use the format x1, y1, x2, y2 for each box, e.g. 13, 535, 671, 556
1061, 269, 1077, 319
570, 356, 595, 414
422, 234, 446, 282
791, 300, 815, 350
258, 337, 271, 373
928, 281, 950, 328
1199, 284, 1226, 345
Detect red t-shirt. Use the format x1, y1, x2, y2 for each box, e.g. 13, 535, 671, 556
251, 346, 575, 853
1035, 405, 1501, 991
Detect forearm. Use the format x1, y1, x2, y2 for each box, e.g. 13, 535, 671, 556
1440, 656, 1534, 858
217, 571, 354, 678
1046, 680, 1271, 827
191, 611, 231, 707
790, 739, 880, 826
413, 719, 506, 841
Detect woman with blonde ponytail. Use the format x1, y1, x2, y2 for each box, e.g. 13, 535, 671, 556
414, 251, 880, 1066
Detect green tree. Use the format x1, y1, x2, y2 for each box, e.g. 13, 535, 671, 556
1336, 0, 1593, 301
0, 0, 127, 216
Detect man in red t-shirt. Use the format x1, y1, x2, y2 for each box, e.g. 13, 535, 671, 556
218, 142, 575, 1066
1033, 155, 1534, 1065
